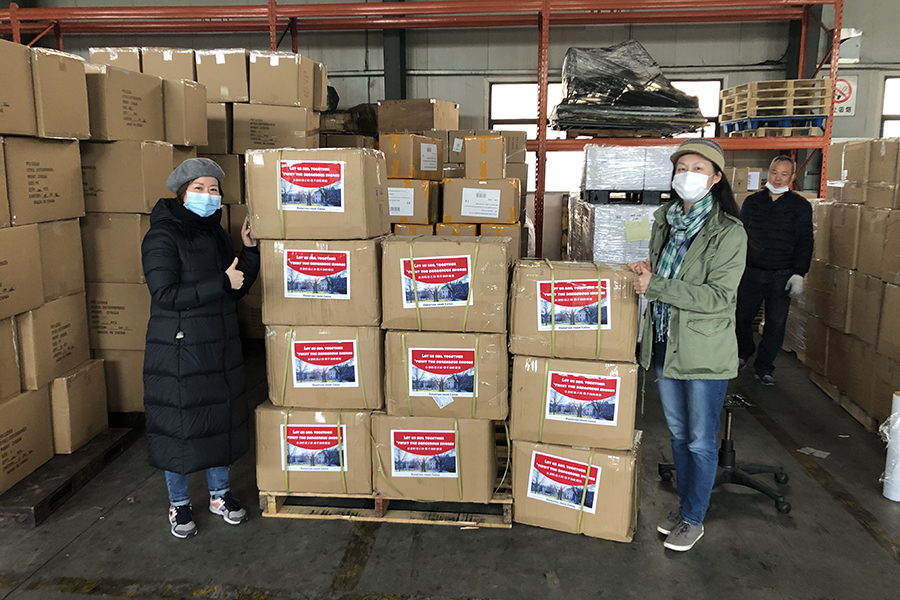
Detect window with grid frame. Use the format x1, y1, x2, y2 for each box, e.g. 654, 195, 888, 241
883, 77, 900, 137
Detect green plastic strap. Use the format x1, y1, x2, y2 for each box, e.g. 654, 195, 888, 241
455, 419, 463, 501
538, 358, 550, 443
337, 411, 347, 494
543, 258, 557, 358
280, 326, 295, 407
356, 327, 369, 409
282, 409, 291, 492
471, 333, 480, 419
402, 333, 412, 416
493, 422, 511, 495
408, 239, 423, 332
277, 149, 286, 240
595, 262, 603, 360
576, 448, 596, 534
462, 238, 482, 332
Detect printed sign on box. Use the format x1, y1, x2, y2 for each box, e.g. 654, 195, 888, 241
401, 255, 472, 308
527, 451, 600, 514
279, 160, 345, 212
391, 430, 458, 477
280, 424, 348, 471
545, 371, 620, 426
292, 340, 358, 388
284, 250, 350, 300
409, 348, 477, 408
536, 279, 610, 331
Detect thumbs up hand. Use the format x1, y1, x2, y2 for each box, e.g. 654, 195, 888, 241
226, 257, 244, 290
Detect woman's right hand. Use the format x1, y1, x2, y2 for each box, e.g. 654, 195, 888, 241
627, 259, 651, 275
226, 257, 244, 290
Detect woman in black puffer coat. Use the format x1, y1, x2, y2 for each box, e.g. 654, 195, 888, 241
141, 158, 260, 539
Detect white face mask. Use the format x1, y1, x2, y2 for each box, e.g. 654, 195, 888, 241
672, 172, 712, 203
766, 181, 790, 195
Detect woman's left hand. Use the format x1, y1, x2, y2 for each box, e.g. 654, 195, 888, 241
241, 216, 257, 247
633, 270, 652, 295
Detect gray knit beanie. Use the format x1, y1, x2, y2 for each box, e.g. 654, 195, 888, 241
166, 158, 226, 194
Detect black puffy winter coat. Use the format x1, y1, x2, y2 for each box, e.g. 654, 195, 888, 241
141, 198, 260, 475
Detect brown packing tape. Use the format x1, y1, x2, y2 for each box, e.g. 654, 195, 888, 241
480, 138, 489, 154
480, 161, 488, 180
392, 159, 401, 178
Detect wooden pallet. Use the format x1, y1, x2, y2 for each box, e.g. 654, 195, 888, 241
728, 127, 823, 138
565, 128, 663, 139
720, 78, 831, 98
809, 371, 879, 433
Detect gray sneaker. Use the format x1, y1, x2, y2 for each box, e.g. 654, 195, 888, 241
169, 504, 198, 539
209, 492, 248, 525
755, 373, 776, 386
664, 520, 705, 551
657, 506, 683, 536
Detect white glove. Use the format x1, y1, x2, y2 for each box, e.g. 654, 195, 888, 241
785, 274, 804, 298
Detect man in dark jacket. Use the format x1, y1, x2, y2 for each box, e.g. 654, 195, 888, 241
142, 158, 260, 538
735, 155, 813, 386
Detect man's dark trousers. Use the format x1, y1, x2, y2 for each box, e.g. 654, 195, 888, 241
736, 267, 793, 377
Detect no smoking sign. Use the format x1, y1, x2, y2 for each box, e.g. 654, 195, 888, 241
830, 75, 857, 117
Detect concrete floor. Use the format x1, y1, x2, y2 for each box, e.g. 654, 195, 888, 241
1, 344, 899, 600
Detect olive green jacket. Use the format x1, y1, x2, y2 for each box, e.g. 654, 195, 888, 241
639, 200, 748, 380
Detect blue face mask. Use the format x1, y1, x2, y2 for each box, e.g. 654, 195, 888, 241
184, 191, 222, 217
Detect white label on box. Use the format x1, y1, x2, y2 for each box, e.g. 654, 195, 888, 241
390, 430, 458, 478
527, 451, 600, 514
545, 371, 620, 426
747, 171, 761, 191
388, 187, 416, 217
420, 143, 438, 171
279, 160, 345, 212
270, 55, 280, 67
460, 188, 501, 219
163, 50, 174, 61
432, 395, 455, 409
281, 424, 348, 471
215, 52, 225, 65
452, 137, 464, 153
292, 340, 358, 388
536, 279, 611, 331
408, 348, 477, 399
284, 250, 350, 300
400, 255, 473, 308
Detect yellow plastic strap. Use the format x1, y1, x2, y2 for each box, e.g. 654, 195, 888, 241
493, 422, 512, 495
595, 263, 603, 360
462, 238, 482, 332
543, 258, 556, 357
402, 333, 412, 416
471, 333, 480, 419
280, 326, 295, 406
576, 448, 596, 534
407, 239, 423, 331
356, 327, 369, 409
282, 409, 291, 492
337, 411, 347, 494
277, 149, 286, 240
455, 419, 463, 501
538, 358, 549, 443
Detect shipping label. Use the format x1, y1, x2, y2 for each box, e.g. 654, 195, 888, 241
408, 348, 477, 409
280, 424, 348, 472
400, 255, 472, 308
388, 186, 416, 217
452, 137, 465, 153
420, 143, 439, 172
460, 187, 501, 219
279, 160, 345, 212
545, 371, 619, 426
527, 451, 600, 514
284, 250, 350, 300
536, 279, 610, 331
292, 339, 358, 388
391, 430, 457, 478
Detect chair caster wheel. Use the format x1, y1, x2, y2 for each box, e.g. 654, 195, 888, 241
659, 467, 673, 482
774, 472, 789, 485
776, 500, 791, 514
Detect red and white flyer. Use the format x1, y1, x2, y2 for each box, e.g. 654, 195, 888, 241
279, 160, 345, 212
400, 255, 472, 308
390, 430, 458, 478
408, 348, 477, 409
527, 451, 600, 513
544, 371, 620, 426
284, 250, 350, 300
280, 424, 348, 472
292, 340, 358, 388
536, 279, 610, 331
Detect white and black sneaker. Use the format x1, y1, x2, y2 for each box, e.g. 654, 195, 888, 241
169, 504, 198, 538
209, 492, 248, 525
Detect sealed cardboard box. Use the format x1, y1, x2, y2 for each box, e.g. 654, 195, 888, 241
803, 315, 829, 377
198, 154, 244, 204
481, 224, 523, 260
394, 224, 434, 236
85, 63, 164, 142
848, 271, 883, 351
86, 283, 151, 351
381, 236, 509, 333
237, 294, 264, 340
50, 359, 108, 454
195, 49, 249, 102
506, 162, 529, 192
872, 354, 900, 423
256, 403, 372, 494
246, 148, 388, 240
313, 62, 329, 111
81, 140, 172, 213
260, 238, 382, 327
371, 414, 495, 502
93, 349, 144, 412
232, 103, 318, 154
445, 130, 474, 163
806, 260, 852, 332
380, 134, 443, 181
378, 99, 459, 133
878, 284, 900, 363
38, 219, 85, 302
17, 293, 90, 390
323, 134, 376, 149
867, 138, 900, 209
442, 178, 520, 225
81, 213, 150, 283
509, 260, 639, 363
512, 436, 642, 542
827, 332, 875, 407
883, 211, 900, 285
162, 79, 208, 146
140, 47, 196, 81
501, 131, 528, 164
5, 137, 85, 226
199, 103, 232, 155
829, 203, 861, 270
384, 331, 508, 419
727, 167, 763, 193
388, 179, 440, 225
0, 39, 37, 137
510, 355, 637, 450
825, 141, 846, 182
172, 145, 196, 169
857, 208, 889, 279
0, 225, 43, 320
31, 48, 90, 140
0, 318, 20, 401
0, 387, 53, 496
435, 223, 477, 236
841, 141, 870, 204
813, 200, 833, 263
265, 325, 383, 409
464, 136, 506, 180
89, 47, 140, 71
249, 51, 315, 108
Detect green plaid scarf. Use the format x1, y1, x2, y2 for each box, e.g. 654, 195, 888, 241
653, 193, 715, 342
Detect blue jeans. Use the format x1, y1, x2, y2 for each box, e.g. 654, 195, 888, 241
165, 467, 230, 507
653, 341, 727, 526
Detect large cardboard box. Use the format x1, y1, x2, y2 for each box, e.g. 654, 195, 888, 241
162, 79, 208, 146
0, 225, 44, 320
313, 62, 329, 111
0, 39, 37, 137
17, 293, 90, 390
435, 223, 477, 236
813, 200, 832, 263
38, 219, 85, 302
872, 354, 900, 423
509, 260, 638, 363
81, 141, 172, 213
378, 99, 459, 134
4, 137, 84, 226
841, 140, 870, 203
512, 436, 642, 542
384, 331, 508, 419
0, 318, 20, 401
172, 145, 197, 170
140, 47, 196, 81
828, 203, 861, 270
265, 325, 383, 409
232, 103, 319, 154
510, 355, 637, 450
380, 134, 443, 181
394, 224, 434, 236
481, 224, 523, 260
246, 148, 388, 240
81, 213, 150, 283
802, 315, 829, 377
31, 48, 90, 140
505, 162, 529, 192
501, 131, 528, 164
84, 63, 164, 142
827, 332, 875, 409
86, 283, 151, 351
882, 211, 900, 285
89, 47, 141, 71
825, 141, 847, 183
878, 284, 900, 363
442, 178, 520, 225
867, 138, 900, 209
806, 260, 852, 332
848, 271, 884, 346
464, 136, 506, 180
93, 349, 144, 412
195, 49, 249, 102
388, 179, 440, 225
381, 236, 509, 333
441, 130, 475, 163
255, 403, 372, 494
727, 167, 763, 194
249, 51, 315, 108
199, 154, 244, 204
50, 359, 108, 454
199, 103, 232, 155
260, 238, 382, 327
371, 414, 495, 502
0, 387, 53, 496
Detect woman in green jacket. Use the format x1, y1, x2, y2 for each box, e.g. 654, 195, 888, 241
628, 139, 747, 552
